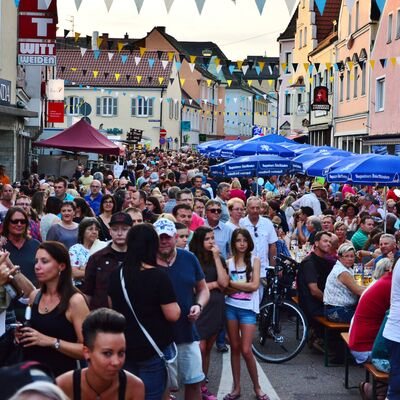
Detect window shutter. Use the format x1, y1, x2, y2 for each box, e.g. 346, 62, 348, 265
79, 97, 84, 114
149, 98, 154, 116
113, 97, 118, 116
131, 98, 137, 116
64, 98, 67, 115
96, 98, 101, 115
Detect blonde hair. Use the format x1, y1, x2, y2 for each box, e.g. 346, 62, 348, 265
373, 258, 393, 280
157, 213, 176, 223
230, 179, 242, 190
227, 197, 245, 210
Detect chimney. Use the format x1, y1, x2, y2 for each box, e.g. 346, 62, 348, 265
102, 33, 109, 49
92, 31, 99, 50
124, 32, 129, 39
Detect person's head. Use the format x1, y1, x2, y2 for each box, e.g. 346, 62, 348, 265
109, 212, 132, 247
360, 216, 375, 234
174, 222, 189, 249
364, 194, 374, 207
337, 243, 356, 268
77, 217, 100, 245
99, 194, 116, 214
54, 178, 68, 199
2, 207, 29, 239
154, 218, 178, 259
31, 191, 48, 217
35, 241, 76, 314
246, 196, 261, 220
299, 206, 314, 221
176, 189, 194, 207
82, 308, 126, 377
231, 228, 254, 281
124, 207, 143, 226
189, 226, 214, 265
230, 179, 242, 190
193, 197, 206, 218
146, 196, 162, 214
15, 195, 31, 215
172, 203, 192, 229
379, 233, 397, 256
373, 258, 393, 280
310, 181, 326, 198
322, 215, 335, 232
205, 199, 222, 225
217, 182, 230, 202
60, 201, 76, 223
228, 198, 245, 222
1, 184, 13, 201
334, 221, 348, 241
346, 203, 359, 218
192, 175, 203, 189
9, 381, 68, 400
167, 186, 180, 200
89, 180, 102, 196
306, 216, 322, 234
131, 190, 146, 209
73, 197, 93, 219
313, 231, 332, 256
83, 167, 91, 177
330, 233, 339, 254
118, 177, 128, 189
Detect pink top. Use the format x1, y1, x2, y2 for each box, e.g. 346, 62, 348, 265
342, 184, 356, 198
229, 189, 247, 203
190, 212, 204, 231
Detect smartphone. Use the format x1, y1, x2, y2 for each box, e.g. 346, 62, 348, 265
9, 323, 23, 329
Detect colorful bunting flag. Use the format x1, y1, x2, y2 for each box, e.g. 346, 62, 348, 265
74, 32, 81, 42
258, 61, 265, 71
80, 47, 87, 57
190, 55, 197, 64
108, 52, 114, 61
139, 47, 146, 57
255, 0, 266, 15
104, 0, 113, 11
115, 73, 121, 81
195, 0, 206, 14
180, 78, 186, 87
303, 63, 310, 72
134, 0, 144, 13
93, 71, 99, 78
168, 52, 175, 62
14, 0, 21, 7
97, 37, 103, 48
136, 76, 142, 84
161, 60, 169, 70
117, 42, 125, 52
189, 63, 196, 72
207, 79, 212, 87
391, 57, 397, 67
315, 0, 326, 15
216, 65, 222, 73
376, 0, 385, 13
70, 68, 77, 72
242, 65, 249, 75
158, 77, 165, 85
237, 60, 243, 69
284, 0, 298, 15
121, 55, 128, 64
228, 65, 235, 74
94, 50, 101, 60
134, 57, 141, 65
148, 58, 155, 68
164, 0, 174, 12
64, 29, 70, 38
74, 0, 83, 10
346, 0, 356, 14
175, 61, 182, 72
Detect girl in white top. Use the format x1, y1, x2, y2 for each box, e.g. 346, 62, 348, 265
224, 228, 268, 400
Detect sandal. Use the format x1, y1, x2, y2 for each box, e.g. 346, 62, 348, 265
223, 394, 241, 400
256, 395, 270, 400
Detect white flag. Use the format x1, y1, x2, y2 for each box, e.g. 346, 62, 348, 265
161, 60, 169, 70
255, 0, 266, 15
242, 65, 249, 75
284, 0, 298, 16
135, 57, 141, 65
133, 0, 144, 13
346, 0, 356, 14
216, 65, 222, 73
195, 0, 206, 14
164, 0, 174, 13
108, 52, 114, 61
80, 47, 87, 57
74, 0, 83, 10
104, 0, 113, 11
189, 63, 195, 73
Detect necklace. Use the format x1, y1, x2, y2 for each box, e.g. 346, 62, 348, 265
85, 370, 113, 400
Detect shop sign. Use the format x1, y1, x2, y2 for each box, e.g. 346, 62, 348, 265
311, 86, 331, 112
47, 102, 64, 123
0, 79, 11, 106
18, 15, 57, 40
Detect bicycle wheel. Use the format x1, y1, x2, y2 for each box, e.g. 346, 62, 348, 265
252, 300, 308, 363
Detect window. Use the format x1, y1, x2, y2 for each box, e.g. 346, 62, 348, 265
96, 97, 117, 116
299, 30, 303, 49
284, 93, 291, 115
346, 69, 351, 100
304, 27, 307, 46
65, 96, 82, 116
174, 102, 179, 120
396, 9, 400, 39
348, 12, 352, 35
376, 77, 385, 111
355, 1, 360, 30
354, 66, 358, 98
285, 52, 292, 74
388, 13, 393, 43
169, 101, 173, 119
340, 75, 344, 102
361, 62, 366, 95
131, 97, 153, 117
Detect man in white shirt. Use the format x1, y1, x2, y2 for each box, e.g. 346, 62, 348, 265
240, 196, 277, 278
292, 181, 325, 216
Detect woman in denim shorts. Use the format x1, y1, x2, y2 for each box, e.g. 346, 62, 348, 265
223, 229, 269, 400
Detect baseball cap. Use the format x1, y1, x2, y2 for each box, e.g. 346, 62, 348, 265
153, 218, 177, 237
109, 212, 133, 226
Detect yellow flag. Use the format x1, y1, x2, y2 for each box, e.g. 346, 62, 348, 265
207, 79, 212, 87
325, 62, 332, 70
247, 80, 253, 86
158, 77, 165, 85
268, 79, 273, 86
329, 76, 334, 82
136, 76, 142, 84
288, 78, 293, 84
215, 58, 220, 67
70, 67, 77, 71
309, 77, 314, 84
93, 70, 99, 78
139, 47, 146, 57
190, 55, 197, 64
115, 73, 120, 81
281, 63, 287, 72
180, 78, 186, 86
239, 112, 243, 116
391, 57, 397, 67
370, 60, 376, 69
227, 80, 232, 87
347, 61, 354, 70
97, 37, 103, 48
237, 60, 243, 70
168, 52, 175, 62
350, 73, 354, 81
258, 61, 265, 71
303, 63, 310, 72
117, 42, 125, 52
74, 32, 81, 42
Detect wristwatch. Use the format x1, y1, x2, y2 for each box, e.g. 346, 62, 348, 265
54, 338, 61, 351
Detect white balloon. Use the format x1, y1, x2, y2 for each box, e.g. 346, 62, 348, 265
257, 177, 265, 186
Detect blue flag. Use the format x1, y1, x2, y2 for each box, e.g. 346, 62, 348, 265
315, 0, 326, 15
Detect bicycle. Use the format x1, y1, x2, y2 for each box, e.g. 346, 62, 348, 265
252, 253, 308, 363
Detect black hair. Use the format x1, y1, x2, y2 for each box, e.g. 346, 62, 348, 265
44, 196, 62, 215
189, 226, 213, 269
2, 207, 29, 239
172, 203, 192, 216
174, 222, 187, 230
99, 194, 116, 214
300, 206, 314, 217
146, 196, 162, 214
82, 308, 126, 349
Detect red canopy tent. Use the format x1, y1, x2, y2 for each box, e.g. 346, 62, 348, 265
34, 119, 122, 156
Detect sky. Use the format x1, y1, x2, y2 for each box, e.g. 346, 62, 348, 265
57, 0, 292, 60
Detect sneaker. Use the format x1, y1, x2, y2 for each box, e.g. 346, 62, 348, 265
216, 344, 229, 353
201, 385, 217, 400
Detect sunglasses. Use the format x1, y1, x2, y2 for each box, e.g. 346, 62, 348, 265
10, 219, 27, 225
253, 226, 259, 238
207, 209, 222, 214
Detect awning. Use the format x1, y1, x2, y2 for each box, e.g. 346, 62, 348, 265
363, 134, 400, 146
0, 104, 37, 118
308, 123, 330, 132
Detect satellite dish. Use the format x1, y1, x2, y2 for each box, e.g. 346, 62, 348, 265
80, 102, 92, 116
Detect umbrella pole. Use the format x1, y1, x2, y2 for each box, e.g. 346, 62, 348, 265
256, 175, 259, 197
384, 186, 387, 233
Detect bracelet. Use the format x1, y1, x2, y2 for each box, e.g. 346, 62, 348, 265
194, 302, 202, 312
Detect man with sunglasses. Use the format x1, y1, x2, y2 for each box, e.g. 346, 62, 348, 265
240, 196, 278, 279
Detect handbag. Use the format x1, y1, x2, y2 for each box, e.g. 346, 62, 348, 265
119, 269, 179, 390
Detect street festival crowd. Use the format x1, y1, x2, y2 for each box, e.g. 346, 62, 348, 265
0, 148, 399, 400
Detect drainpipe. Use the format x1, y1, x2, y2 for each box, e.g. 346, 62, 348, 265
307, 54, 313, 145
211, 81, 218, 137
160, 87, 165, 148
275, 79, 279, 134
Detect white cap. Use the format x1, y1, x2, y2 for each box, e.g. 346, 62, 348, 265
153, 218, 177, 237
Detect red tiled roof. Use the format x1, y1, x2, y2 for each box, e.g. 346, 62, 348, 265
57, 49, 173, 88
315, 0, 341, 43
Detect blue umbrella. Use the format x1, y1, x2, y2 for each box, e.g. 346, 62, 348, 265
327, 154, 400, 184
197, 140, 224, 154
303, 156, 346, 177
300, 145, 352, 157
247, 134, 294, 144
210, 155, 302, 178
221, 141, 295, 158
210, 140, 243, 158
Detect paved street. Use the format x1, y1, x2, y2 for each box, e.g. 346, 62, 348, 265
175, 344, 365, 399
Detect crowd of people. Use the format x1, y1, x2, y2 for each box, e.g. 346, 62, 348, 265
0, 149, 399, 400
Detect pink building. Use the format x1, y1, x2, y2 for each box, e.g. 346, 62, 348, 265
367, 0, 400, 154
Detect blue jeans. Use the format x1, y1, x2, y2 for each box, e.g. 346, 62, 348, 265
387, 339, 400, 399
124, 344, 173, 400
325, 305, 356, 323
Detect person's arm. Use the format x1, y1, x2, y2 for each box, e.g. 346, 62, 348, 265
269, 242, 277, 266
188, 279, 209, 322
308, 283, 323, 301
296, 222, 307, 245
338, 271, 365, 296
126, 371, 145, 400
160, 302, 181, 322
229, 257, 261, 292
211, 247, 229, 289
55, 372, 74, 400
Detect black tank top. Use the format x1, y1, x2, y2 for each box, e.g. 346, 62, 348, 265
72, 369, 127, 400
23, 292, 79, 377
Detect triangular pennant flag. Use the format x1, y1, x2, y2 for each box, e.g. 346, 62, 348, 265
94, 50, 101, 60
139, 47, 146, 57
157, 50, 163, 60
74, 32, 81, 42
391, 57, 397, 67
93, 70, 99, 78
315, 0, 327, 15
376, 0, 385, 13
258, 79, 263, 85
189, 99, 193, 105
268, 79, 273, 86
104, 0, 113, 11
121, 55, 128, 64
107, 40, 113, 50
314, 63, 320, 72
104, 72, 109, 79
14, 0, 21, 7
161, 60, 169, 69
108, 52, 114, 61
303, 62, 310, 72
97, 37, 103, 48
369, 60, 376, 69
329, 76, 334, 82
170, 78, 175, 85
179, 54, 185, 63
135, 57, 141, 65
207, 79, 212, 87
74, 0, 83, 10
242, 65, 249, 75
325, 62, 332, 70
115, 73, 120, 81
190, 55, 197, 64
82, 70, 87, 76
216, 65, 222, 73
258, 61, 265, 71
229, 65, 235, 74
346, 0, 356, 14
126, 75, 130, 81
237, 60, 243, 69
380, 58, 387, 68
247, 80, 253, 86
164, 0, 174, 12
281, 63, 287, 72
64, 29, 70, 38
347, 61, 354, 70
214, 58, 221, 67
133, 0, 144, 13
86, 35, 92, 47
197, 79, 202, 86
180, 78, 186, 87
158, 77, 165, 85
168, 52, 175, 62
195, 0, 206, 14
284, 0, 298, 15
189, 63, 196, 73
175, 61, 182, 72
227, 80, 232, 87
70, 67, 77, 72
148, 58, 155, 68
148, 77, 153, 83
309, 77, 314, 84
80, 47, 87, 57
117, 42, 125, 52
60, 66, 66, 73
292, 62, 298, 72
136, 76, 142, 84
255, 0, 266, 15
